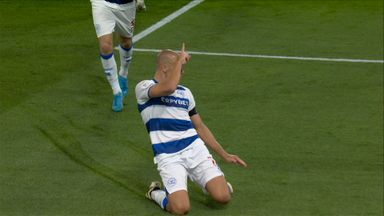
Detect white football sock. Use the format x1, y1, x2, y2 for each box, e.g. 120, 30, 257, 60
151, 190, 168, 210
118, 45, 133, 78
100, 52, 121, 95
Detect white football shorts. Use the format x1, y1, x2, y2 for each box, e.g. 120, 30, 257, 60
91, 0, 135, 38
156, 139, 224, 194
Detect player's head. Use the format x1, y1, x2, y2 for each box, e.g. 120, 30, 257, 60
156, 49, 179, 71
155, 49, 184, 79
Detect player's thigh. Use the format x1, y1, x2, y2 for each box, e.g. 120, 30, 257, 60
167, 190, 190, 215
187, 142, 230, 203
157, 160, 188, 195
158, 161, 190, 214
205, 175, 231, 204
187, 142, 224, 190
114, 3, 136, 38
91, 0, 115, 38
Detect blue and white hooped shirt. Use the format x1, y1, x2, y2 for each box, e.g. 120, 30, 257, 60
135, 79, 201, 162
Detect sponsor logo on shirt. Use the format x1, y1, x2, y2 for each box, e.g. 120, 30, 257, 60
161, 96, 189, 107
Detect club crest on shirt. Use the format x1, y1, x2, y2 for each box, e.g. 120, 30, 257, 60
176, 89, 185, 96
167, 177, 177, 187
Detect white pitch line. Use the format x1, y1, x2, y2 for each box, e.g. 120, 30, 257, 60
133, 48, 384, 64
114, 0, 383, 64
133, 0, 204, 43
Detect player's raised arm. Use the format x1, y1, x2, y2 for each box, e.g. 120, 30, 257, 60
149, 43, 191, 98
190, 114, 247, 167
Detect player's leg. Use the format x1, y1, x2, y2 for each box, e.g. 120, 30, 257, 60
167, 190, 190, 215
98, 34, 123, 112
146, 183, 190, 215
193, 164, 232, 204
146, 181, 168, 209
91, 0, 122, 111
115, 3, 135, 97
147, 159, 190, 214
161, 163, 191, 215
117, 35, 133, 96
188, 141, 231, 204
205, 175, 231, 204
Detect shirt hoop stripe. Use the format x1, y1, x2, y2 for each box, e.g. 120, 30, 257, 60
152, 135, 199, 156
146, 118, 193, 132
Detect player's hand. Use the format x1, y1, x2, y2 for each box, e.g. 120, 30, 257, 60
223, 154, 247, 167
179, 43, 191, 64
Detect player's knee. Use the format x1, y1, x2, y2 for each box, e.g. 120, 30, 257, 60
213, 192, 231, 204
167, 190, 190, 214
99, 42, 113, 55
120, 38, 132, 49
170, 203, 190, 215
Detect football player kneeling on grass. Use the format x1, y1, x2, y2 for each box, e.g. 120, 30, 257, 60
135, 43, 247, 215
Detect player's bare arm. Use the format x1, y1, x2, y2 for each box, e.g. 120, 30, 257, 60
190, 114, 247, 167
149, 43, 191, 98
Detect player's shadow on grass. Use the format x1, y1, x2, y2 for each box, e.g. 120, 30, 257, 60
36, 125, 145, 198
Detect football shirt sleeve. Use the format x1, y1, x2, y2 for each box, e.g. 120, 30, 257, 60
135, 80, 156, 104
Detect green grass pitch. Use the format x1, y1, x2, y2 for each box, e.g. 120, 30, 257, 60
0, 0, 383, 215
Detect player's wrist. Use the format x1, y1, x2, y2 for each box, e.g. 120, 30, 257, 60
218, 150, 230, 160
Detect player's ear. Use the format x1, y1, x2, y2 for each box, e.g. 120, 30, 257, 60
161, 64, 168, 73
163, 63, 175, 73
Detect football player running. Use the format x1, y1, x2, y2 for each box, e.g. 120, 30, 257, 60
91, 0, 136, 112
